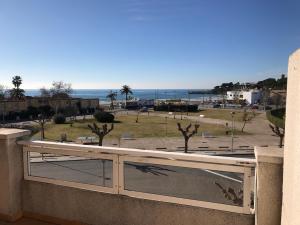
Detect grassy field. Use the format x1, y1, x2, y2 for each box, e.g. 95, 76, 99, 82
32, 114, 244, 142
155, 108, 259, 122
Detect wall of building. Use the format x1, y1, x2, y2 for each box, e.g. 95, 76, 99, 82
22, 181, 254, 225
242, 92, 253, 104
281, 49, 300, 225
226, 90, 261, 104
227, 91, 241, 101
0, 98, 99, 115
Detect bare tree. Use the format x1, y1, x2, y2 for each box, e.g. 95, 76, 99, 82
40, 87, 51, 98
177, 123, 199, 153
241, 109, 252, 132
269, 124, 285, 148
50, 81, 73, 98
88, 123, 114, 146
33, 114, 48, 140
32, 106, 53, 140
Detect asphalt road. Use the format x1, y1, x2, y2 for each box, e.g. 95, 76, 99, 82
30, 158, 248, 207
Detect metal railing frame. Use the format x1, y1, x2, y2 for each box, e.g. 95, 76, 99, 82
20, 141, 255, 214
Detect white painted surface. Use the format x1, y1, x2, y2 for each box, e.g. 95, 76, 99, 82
227, 90, 262, 104
281, 49, 300, 225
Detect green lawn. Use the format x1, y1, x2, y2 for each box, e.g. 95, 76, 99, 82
32, 114, 245, 142
191, 109, 246, 121
155, 108, 259, 122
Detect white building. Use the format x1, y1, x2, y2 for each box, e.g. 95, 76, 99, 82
227, 90, 262, 104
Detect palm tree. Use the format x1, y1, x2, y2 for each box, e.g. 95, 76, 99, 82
120, 85, 133, 108
106, 91, 117, 110
10, 76, 25, 99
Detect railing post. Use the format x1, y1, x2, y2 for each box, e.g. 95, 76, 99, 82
0, 128, 31, 222
255, 146, 283, 225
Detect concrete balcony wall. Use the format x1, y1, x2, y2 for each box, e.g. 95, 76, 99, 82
255, 147, 283, 225
22, 181, 254, 225
281, 49, 300, 225
0, 129, 31, 222
1, 128, 255, 225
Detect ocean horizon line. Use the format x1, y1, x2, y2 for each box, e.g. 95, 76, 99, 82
24, 88, 213, 91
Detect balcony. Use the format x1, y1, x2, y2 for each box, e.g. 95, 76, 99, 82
0, 128, 284, 225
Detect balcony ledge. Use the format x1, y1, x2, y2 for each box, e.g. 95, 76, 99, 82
255, 146, 283, 164
0, 128, 31, 140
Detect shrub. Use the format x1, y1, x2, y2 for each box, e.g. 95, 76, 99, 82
94, 111, 114, 123
53, 114, 66, 124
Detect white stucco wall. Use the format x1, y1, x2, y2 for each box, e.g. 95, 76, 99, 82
226, 90, 261, 104
281, 49, 300, 225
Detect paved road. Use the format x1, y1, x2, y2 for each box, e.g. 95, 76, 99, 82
30, 158, 251, 207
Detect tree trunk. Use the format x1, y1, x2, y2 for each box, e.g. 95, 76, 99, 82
279, 136, 284, 148
125, 93, 128, 108
136, 113, 139, 123
41, 124, 45, 140
184, 138, 189, 153
99, 136, 103, 146
241, 121, 246, 132
110, 101, 114, 110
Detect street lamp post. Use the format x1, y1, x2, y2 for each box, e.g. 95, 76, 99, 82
165, 116, 168, 136
199, 114, 204, 137
199, 114, 205, 124
231, 111, 236, 152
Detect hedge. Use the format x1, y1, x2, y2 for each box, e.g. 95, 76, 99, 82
266, 108, 285, 129
53, 114, 66, 124
154, 104, 198, 112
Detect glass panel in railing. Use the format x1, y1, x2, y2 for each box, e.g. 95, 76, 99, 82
124, 161, 244, 206
29, 152, 113, 188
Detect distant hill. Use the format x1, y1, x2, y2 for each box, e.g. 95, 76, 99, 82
211, 74, 287, 94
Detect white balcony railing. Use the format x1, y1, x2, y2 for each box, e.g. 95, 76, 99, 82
20, 141, 256, 214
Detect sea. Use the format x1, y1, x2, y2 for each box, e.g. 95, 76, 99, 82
25, 89, 220, 103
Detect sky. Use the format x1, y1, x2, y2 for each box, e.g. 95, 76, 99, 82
0, 0, 299, 89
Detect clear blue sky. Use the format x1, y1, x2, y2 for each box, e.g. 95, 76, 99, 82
0, 0, 299, 89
